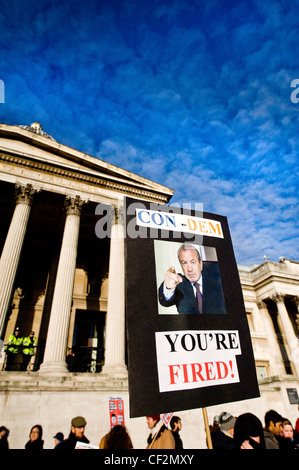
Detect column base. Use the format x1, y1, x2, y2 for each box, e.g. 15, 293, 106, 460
101, 362, 128, 379
38, 361, 69, 376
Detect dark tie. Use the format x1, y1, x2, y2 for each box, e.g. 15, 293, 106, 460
194, 282, 202, 314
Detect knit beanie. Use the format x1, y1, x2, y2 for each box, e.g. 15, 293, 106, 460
219, 412, 236, 431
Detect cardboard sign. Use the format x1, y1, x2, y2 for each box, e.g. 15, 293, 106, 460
109, 397, 125, 428
125, 197, 259, 417
75, 441, 98, 449
162, 413, 174, 427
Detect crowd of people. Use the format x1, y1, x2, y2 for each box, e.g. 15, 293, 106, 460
0, 409, 299, 450
210, 409, 299, 450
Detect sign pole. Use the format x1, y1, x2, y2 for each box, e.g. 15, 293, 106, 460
202, 407, 213, 449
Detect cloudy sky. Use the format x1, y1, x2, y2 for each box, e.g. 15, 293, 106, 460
0, 0, 298, 266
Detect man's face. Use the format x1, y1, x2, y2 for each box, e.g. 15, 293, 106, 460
72, 426, 85, 439
270, 420, 283, 436
179, 249, 202, 283
174, 420, 182, 431
146, 417, 157, 429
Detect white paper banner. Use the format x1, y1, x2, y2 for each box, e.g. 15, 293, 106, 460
155, 330, 241, 393
136, 209, 224, 238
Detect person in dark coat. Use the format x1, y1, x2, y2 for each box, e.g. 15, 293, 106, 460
0, 426, 10, 449
211, 412, 236, 449
25, 424, 44, 449
263, 409, 283, 449
277, 419, 299, 449
56, 416, 89, 450
99, 425, 133, 449
234, 413, 265, 449
170, 416, 183, 449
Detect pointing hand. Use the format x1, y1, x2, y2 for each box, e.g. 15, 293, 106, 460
164, 267, 183, 289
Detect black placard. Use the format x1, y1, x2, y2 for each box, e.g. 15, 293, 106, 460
125, 197, 259, 418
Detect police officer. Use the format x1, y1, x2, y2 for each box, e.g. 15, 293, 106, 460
21, 331, 37, 371
5, 327, 23, 370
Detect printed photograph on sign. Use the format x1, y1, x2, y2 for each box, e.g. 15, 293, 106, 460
154, 240, 226, 315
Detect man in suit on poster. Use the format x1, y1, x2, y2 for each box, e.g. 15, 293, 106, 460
158, 243, 226, 315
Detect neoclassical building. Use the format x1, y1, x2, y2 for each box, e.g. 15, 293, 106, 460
0, 123, 298, 449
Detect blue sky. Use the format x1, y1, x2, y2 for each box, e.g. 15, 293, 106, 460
0, 0, 298, 265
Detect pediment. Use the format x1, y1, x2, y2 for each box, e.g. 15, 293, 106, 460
0, 123, 174, 201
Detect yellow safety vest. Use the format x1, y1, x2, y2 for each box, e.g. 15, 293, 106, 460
22, 336, 37, 356
5, 334, 23, 354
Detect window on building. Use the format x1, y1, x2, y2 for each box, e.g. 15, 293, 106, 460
256, 361, 269, 379
70, 309, 106, 373
246, 310, 255, 332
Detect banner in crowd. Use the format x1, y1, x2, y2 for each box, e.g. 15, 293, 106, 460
125, 197, 260, 418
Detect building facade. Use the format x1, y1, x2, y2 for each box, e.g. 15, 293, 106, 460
0, 123, 298, 449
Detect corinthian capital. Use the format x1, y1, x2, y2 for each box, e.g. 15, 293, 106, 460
15, 183, 37, 206
257, 300, 267, 309
111, 204, 124, 225
64, 195, 87, 216
271, 292, 285, 303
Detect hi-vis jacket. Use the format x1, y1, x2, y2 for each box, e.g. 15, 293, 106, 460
22, 336, 37, 356
5, 334, 23, 354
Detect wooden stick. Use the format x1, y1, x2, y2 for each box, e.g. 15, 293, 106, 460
202, 407, 213, 449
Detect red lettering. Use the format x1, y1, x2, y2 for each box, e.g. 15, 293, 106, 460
216, 361, 228, 379
191, 363, 204, 382
182, 363, 190, 383
205, 362, 216, 380
169, 364, 181, 384
167, 360, 233, 387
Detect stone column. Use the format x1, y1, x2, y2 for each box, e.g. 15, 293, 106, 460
291, 296, 299, 331
257, 300, 285, 376
101, 204, 127, 377
272, 293, 299, 377
0, 184, 37, 338
39, 195, 85, 375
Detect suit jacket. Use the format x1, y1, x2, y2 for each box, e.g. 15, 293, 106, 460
158, 262, 226, 315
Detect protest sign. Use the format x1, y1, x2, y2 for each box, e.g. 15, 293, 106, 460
75, 441, 98, 449
109, 397, 125, 428
125, 197, 260, 417
162, 413, 174, 427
